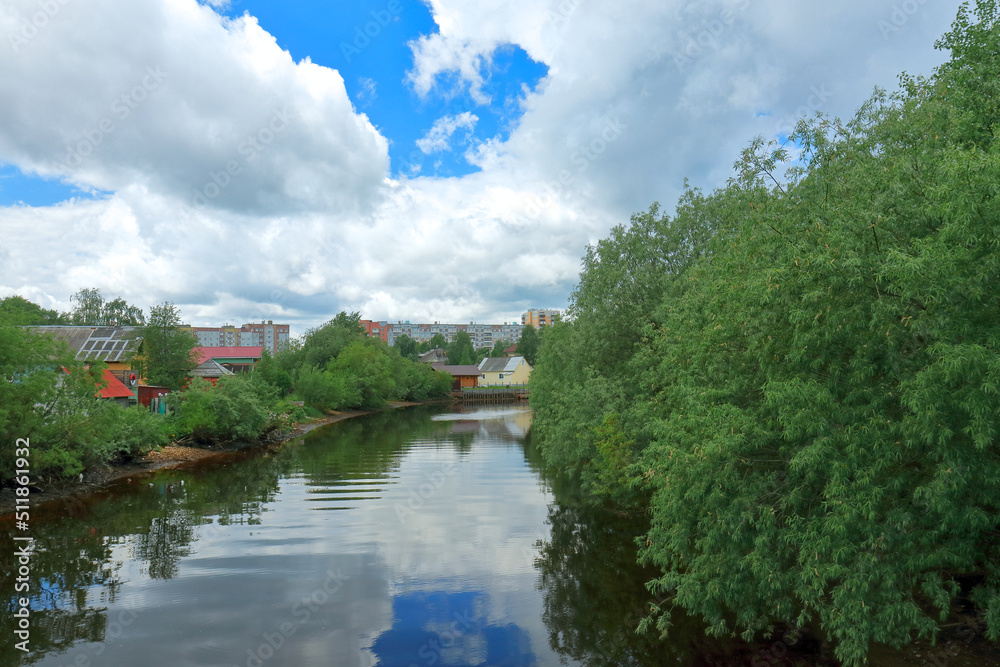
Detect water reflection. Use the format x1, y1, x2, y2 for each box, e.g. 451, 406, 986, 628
1, 406, 567, 667
371, 591, 536, 666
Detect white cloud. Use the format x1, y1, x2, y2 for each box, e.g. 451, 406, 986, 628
416, 112, 479, 154
0, 0, 965, 335
0, 0, 388, 216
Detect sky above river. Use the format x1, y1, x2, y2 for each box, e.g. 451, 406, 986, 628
0, 0, 963, 334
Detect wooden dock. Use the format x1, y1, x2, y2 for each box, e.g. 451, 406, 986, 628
460, 385, 529, 402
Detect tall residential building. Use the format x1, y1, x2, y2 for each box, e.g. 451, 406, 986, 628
361, 320, 524, 349
360, 319, 390, 343
183, 321, 290, 356
521, 309, 560, 327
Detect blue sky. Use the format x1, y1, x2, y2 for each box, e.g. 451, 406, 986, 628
0, 0, 548, 208
218, 0, 546, 180
0, 164, 83, 206
0, 0, 963, 331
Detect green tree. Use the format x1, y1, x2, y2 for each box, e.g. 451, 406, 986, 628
255, 348, 293, 394
446, 330, 475, 365
1, 322, 165, 480
393, 334, 419, 361
169, 374, 282, 444
69, 287, 104, 325
69, 287, 145, 326
418, 333, 448, 354
532, 4, 1000, 663
103, 297, 146, 326
135, 302, 197, 389
490, 339, 512, 358
295, 365, 354, 411
0, 295, 68, 325
329, 339, 396, 409
295, 311, 366, 370
515, 324, 540, 366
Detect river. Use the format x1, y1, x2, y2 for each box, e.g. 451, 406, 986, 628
3, 405, 993, 666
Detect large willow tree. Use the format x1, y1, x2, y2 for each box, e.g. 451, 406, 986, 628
531, 2, 1000, 663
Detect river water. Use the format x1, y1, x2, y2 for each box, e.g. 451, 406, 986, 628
5, 405, 992, 666
6, 405, 626, 667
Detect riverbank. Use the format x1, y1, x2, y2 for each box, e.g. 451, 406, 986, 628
0, 404, 418, 518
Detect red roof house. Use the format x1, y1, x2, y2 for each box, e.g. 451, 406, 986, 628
192, 346, 263, 373
97, 369, 135, 401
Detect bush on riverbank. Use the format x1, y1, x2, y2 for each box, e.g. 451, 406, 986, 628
530, 4, 1000, 664
167, 375, 305, 445
0, 320, 171, 481
271, 312, 452, 411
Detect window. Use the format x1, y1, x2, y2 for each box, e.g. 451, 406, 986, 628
499, 374, 504, 379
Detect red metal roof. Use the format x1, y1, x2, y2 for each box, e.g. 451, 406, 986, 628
193, 346, 264, 364
98, 369, 135, 399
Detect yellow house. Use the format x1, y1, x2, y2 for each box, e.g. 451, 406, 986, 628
478, 356, 532, 386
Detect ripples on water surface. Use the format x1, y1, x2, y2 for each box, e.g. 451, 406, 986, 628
7, 405, 979, 666
2, 406, 589, 666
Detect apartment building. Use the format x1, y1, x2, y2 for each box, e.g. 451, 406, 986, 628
521, 309, 560, 327
183, 321, 290, 356
361, 321, 524, 349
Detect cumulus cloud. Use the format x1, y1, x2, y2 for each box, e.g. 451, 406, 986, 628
0, 0, 964, 334
0, 0, 388, 216
416, 112, 479, 154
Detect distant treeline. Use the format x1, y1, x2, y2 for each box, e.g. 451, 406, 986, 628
0, 305, 454, 482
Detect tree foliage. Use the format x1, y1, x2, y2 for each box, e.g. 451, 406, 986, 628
168, 375, 286, 444
491, 339, 512, 357
531, 4, 1000, 663
446, 330, 475, 365
69, 287, 145, 326
276, 311, 451, 412
393, 334, 419, 361
0, 322, 166, 480
515, 324, 541, 366
0, 295, 68, 325
134, 302, 197, 389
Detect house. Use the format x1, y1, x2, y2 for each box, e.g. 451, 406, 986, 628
60, 366, 137, 407
477, 356, 532, 387
96, 369, 136, 407
189, 358, 234, 385
193, 346, 263, 373
418, 348, 448, 364
431, 363, 482, 391
27, 325, 141, 384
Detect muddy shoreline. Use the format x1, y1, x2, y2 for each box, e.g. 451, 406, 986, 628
0, 402, 433, 519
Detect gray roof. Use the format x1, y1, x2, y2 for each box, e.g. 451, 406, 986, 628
189, 359, 234, 378
432, 363, 483, 376
478, 356, 526, 373
27, 326, 141, 362
419, 348, 448, 363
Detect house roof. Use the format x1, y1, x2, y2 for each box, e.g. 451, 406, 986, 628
193, 346, 263, 364
418, 348, 447, 363
189, 359, 235, 378
98, 369, 135, 399
478, 356, 526, 373
431, 363, 482, 376
28, 325, 141, 362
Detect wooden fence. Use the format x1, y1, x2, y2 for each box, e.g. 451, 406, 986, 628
460, 384, 529, 402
